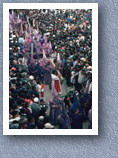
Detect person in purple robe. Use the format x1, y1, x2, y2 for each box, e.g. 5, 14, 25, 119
48, 41, 53, 56
35, 36, 42, 57
28, 54, 36, 77
69, 93, 84, 129
79, 92, 92, 121
39, 50, 52, 84
49, 86, 70, 128
42, 35, 50, 53
35, 61, 43, 83
23, 38, 30, 54
43, 60, 52, 85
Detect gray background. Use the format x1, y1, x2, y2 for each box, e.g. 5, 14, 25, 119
0, 0, 118, 158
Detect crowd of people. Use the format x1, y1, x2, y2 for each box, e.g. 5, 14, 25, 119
9, 9, 92, 129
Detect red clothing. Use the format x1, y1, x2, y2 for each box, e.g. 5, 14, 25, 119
41, 84, 45, 98
51, 74, 62, 94
25, 98, 32, 105
54, 80, 61, 93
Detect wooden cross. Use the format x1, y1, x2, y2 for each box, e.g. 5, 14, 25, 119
49, 58, 63, 81
31, 43, 33, 56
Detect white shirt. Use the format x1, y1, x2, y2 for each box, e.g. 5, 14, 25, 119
78, 71, 85, 84
51, 74, 59, 80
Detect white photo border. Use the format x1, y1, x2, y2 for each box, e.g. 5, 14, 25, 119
3, 3, 98, 135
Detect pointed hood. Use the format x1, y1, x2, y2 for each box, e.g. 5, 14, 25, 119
9, 12, 13, 21
43, 49, 47, 58
69, 92, 83, 116
37, 34, 39, 42
44, 34, 47, 44
17, 14, 21, 23
57, 53, 60, 62
12, 10, 14, 18
49, 41, 52, 49
27, 31, 31, 43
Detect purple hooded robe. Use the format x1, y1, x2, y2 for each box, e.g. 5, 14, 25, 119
49, 86, 70, 128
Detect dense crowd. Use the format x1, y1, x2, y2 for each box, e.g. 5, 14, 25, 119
9, 9, 92, 129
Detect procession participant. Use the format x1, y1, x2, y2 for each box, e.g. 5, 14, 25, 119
35, 61, 43, 82
43, 60, 52, 85
49, 86, 69, 128
35, 34, 42, 56
69, 93, 84, 129
42, 34, 50, 53
51, 70, 62, 94
40, 49, 52, 84
36, 81, 45, 100
57, 104, 70, 129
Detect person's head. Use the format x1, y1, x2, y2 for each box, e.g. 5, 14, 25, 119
33, 97, 39, 103
29, 75, 34, 81
39, 80, 42, 85
40, 99, 44, 104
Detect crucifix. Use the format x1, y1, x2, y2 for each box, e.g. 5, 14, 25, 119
49, 58, 63, 81
49, 58, 69, 98
49, 57, 72, 106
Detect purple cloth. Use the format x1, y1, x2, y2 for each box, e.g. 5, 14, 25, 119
35, 41, 42, 55
43, 63, 52, 84
49, 98, 70, 128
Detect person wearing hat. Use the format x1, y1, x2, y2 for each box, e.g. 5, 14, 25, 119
30, 97, 41, 122
44, 123, 54, 129
36, 116, 45, 129
28, 75, 37, 89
